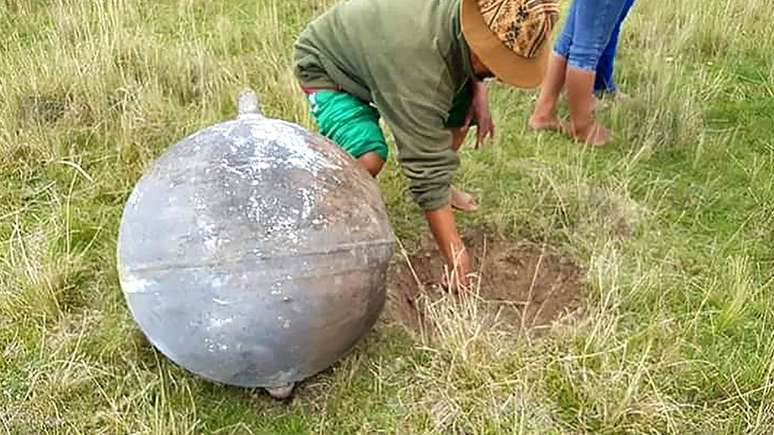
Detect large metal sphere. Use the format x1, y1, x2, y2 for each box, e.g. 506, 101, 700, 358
117, 90, 395, 390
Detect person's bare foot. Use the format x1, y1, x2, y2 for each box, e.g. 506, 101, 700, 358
450, 186, 478, 212
528, 114, 565, 132
568, 121, 610, 146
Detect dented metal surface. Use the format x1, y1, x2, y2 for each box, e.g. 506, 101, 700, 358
117, 90, 395, 389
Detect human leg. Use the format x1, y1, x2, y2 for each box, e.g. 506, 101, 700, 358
443, 126, 478, 213
564, 0, 629, 145
529, 53, 570, 131
566, 68, 609, 144
356, 152, 386, 177
444, 81, 480, 213
529, 0, 577, 132
305, 90, 389, 177
594, 0, 636, 95
594, 36, 618, 95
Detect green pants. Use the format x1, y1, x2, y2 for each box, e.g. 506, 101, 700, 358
304, 81, 475, 162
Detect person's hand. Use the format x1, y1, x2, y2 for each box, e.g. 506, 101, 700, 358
463, 80, 495, 149
424, 205, 476, 292
439, 248, 476, 293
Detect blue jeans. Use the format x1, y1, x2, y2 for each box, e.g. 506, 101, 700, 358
594, 0, 636, 93
553, 0, 630, 72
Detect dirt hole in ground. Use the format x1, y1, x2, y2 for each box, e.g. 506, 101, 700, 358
385, 229, 584, 335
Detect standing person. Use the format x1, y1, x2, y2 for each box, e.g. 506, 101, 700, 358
293, 0, 559, 288
528, 0, 630, 146
594, 0, 636, 101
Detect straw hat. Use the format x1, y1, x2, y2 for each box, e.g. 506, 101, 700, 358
461, 0, 560, 88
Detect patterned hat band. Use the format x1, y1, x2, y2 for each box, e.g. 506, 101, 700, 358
477, 0, 559, 59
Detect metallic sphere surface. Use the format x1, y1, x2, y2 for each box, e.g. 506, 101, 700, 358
117, 90, 395, 389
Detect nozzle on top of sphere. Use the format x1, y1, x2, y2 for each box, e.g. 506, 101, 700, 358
237, 88, 262, 118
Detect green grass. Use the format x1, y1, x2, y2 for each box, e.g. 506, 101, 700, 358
2, 0, 773, 433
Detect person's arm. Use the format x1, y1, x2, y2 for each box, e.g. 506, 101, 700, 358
373, 91, 473, 287
425, 205, 473, 288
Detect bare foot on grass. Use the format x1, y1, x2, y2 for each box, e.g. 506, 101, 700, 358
568, 121, 610, 146
450, 186, 478, 213
528, 114, 566, 132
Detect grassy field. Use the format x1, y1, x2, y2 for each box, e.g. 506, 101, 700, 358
1, 0, 773, 433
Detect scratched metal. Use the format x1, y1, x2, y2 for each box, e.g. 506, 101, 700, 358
117, 90, 395, 389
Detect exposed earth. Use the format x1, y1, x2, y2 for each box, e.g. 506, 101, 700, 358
384, 229, 585, 335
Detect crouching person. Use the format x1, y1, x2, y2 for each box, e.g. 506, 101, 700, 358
292, 0, 559, 288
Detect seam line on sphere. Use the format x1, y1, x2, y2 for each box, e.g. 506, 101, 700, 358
122, 239, 396, 274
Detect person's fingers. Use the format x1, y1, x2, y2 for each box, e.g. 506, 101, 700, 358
475, 120, 494, 149
476, 126, 485, 149
463, 109, 474, 130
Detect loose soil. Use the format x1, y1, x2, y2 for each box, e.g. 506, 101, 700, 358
384, 229, 584, 335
